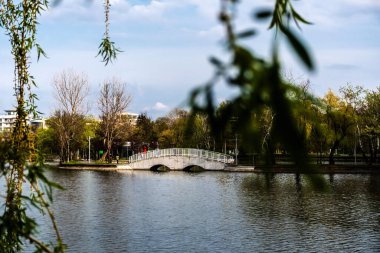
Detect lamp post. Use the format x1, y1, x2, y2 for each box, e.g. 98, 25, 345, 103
354, 129, 357, 165
88, 136, 92, 163
235, 133, 239, 165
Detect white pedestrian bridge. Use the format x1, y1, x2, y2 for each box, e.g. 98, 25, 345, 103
125, 148, 235, 171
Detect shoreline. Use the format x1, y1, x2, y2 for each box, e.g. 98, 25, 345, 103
56, 163, 380, 174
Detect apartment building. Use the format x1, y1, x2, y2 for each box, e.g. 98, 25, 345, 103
0, 109, 46, 132
121, 112, 139, 126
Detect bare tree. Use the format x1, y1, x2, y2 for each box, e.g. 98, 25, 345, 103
51, 69, 89, 162
98, 78, 132, 161
53, 69, 89, 114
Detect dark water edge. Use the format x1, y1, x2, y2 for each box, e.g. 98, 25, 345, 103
252, 164, 380, 174
23, 169, 380, 253
57, 161, 380, 174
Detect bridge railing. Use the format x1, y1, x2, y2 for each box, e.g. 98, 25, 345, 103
129, 148, 234, 164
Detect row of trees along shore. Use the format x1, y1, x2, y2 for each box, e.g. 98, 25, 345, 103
34, 73, 380, 166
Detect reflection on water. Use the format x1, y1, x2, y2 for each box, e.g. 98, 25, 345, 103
26, 170, 380, 252
239, 174, 380, 252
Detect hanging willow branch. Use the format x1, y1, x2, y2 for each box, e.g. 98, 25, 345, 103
97, 0, 122, 65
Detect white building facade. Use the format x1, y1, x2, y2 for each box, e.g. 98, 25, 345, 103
121, 112, 139, 126
0, 109, 46, 132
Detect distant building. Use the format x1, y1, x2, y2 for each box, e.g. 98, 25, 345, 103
0, 110, 17, 132
0, 109, 46, 132
121, 112, 139, 126
30, 118, 46, 130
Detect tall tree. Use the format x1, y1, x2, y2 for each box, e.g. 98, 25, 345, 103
154, 116, 171, 148
47, 111, 86, 162
98, 78, 132, 161
131, 113, 156, 151
339, 84, 365, 161
361, 87, 380, 164
167, 109, 188, 148
53, 69, 89, 115
35, 126, 59, 158
189, 114, 212, 150
51, 70, 89, 162
323, 89, 355, 164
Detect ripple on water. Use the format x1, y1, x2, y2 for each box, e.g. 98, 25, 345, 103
21, 171, 380, 253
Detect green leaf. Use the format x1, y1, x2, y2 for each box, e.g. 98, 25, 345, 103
290, 6, 312, 25
209, 57, 223, 68
36, 43, 47, 61
254, 9, 272, 20
236, 29, 257, 39
280, 25, 314, 70
96, 37, 122, 66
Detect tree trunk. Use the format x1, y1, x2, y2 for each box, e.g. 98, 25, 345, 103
100, 150, 108, 162
357, 125, 367, 162
357, 143, 369, 164
329, 140, 339, 165
369, 139, 375, 165
375, 137, 379, 164
264, 139, 276, 165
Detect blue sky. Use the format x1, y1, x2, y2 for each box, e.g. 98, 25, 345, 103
0, 0, 379, 119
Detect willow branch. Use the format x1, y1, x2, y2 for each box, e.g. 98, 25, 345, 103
26, 235, 53, 253
30, 182, 63, 244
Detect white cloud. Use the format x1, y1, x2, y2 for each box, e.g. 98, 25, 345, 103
198, 25, 223, 38
42, 0, 103, 21
185, 0, 219, 19
44, 0, 181, 23
127, 1, 175, 20
107, 0, 178, 22
153, 102, 170, 111
295, 0, 380, 28
141, 102, 170, 118
43, 0, 220, 24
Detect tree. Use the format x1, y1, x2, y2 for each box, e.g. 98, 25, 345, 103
154, 116, 171, 148
291, 81, 314, 146
339, 84, 365, 162
360, 87, 380, 164
35, 127, 59, 159
323, 89, 355, 165
153, 109, 196, 149
166, 109, 188, 148
98, 78, 132, 162
47, 111, 86, 162
131, 113, 156, 152
51, 70, 89, 162
53, 70, 89, 115
188, 114, 212, 150
288, 80, 329, 159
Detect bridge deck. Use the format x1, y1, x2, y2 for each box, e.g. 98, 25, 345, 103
129, 148, 234, 164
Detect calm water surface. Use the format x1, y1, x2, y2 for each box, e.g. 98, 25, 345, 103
31, 170, 380, 252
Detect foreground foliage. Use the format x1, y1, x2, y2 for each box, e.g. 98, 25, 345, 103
0, 1, 65, 252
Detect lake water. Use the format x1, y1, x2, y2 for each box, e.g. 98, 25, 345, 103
29, 169, 380, 252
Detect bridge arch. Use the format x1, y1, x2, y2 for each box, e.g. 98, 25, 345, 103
128, 148, 234, 171
150, 164, 171, 172
183, 165, 205, 172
